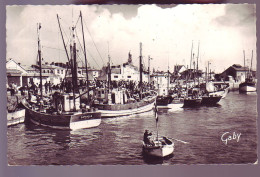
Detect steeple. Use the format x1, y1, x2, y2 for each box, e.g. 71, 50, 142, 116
128, 51, 132, 64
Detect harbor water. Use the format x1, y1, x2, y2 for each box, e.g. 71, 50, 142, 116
7, 91, 257, 165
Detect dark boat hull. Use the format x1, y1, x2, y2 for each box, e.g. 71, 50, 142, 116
183, 98, 202, 107
201, 96, 222, 105
22, 100, 101, 130
156, 96, 173, 106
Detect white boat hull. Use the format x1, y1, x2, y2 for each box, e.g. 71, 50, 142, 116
143, 144, 174, 157
69, 118, 101, 130
239, 85, 256, 92
157, 103, 183, 111
98, 100, 156, 118
142, 138, 174, 158
209, 87, 229, 98
7, 109, 25, 126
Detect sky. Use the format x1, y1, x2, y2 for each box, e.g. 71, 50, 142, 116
6, 4, 256, 73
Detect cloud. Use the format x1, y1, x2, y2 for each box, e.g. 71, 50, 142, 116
6, 4, 256, 73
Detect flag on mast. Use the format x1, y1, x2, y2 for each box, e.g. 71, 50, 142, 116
155, 103, 158, 122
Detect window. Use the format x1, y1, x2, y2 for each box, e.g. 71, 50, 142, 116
61, 70, 63, 74
127, 76, 131, 78
57, 70, 60, 74
114, 75, 118, 78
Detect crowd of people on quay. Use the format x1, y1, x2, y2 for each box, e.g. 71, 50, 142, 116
7, 79, 157, 100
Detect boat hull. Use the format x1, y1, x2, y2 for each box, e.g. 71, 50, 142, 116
157, 99, 184, 110
22, 100, 101, 130
93, 96, 156, 118
239, 85, 256, 92
7, 109, 25, 126
210, 87, 229, 98
201, 96, 222, 105
142, 139, 174, 158
156, 96, 173, 106
183, 98, 202, 107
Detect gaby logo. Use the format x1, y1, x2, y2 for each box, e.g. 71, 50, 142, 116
221, 132, 241, 145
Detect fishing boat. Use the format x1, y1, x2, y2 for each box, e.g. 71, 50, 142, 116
22, 12, 101, 130
239, 77, 256, 93
183, 87, 202, 107
201, 95, 222, 105
239, 50, 256, 93
156, 95, 173, 107
93, 43, 157, 118
7, 95, 25, 126
210, 86, 229, 98
155, 65, 175, 109
142, 105, 174, 158
199, 82, 223, 105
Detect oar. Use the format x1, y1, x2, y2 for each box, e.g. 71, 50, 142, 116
168, 137, 190, 144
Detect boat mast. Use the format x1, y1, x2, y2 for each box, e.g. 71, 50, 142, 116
196, 41, 200, 86
243, 50, 247, 79
139, 42, 143, 98
167, 59, 170, 95
80, 11, 90, 102
107, 43, 111, 91
193, 53, 195, 85
71, 25, 77, 111
148, 55, 151, 87
189, 41, 193, 83
57, 15, 71, 62
250, 50, 253, 76
37, 23, 43, 98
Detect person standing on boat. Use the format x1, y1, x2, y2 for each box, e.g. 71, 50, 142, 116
143, 130, 152, 144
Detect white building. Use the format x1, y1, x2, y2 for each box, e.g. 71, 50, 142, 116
110, 52, 148, 82
6, 58, 27, 87
150, 72, 170, 95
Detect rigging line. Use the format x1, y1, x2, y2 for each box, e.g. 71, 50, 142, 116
75, 29, 101, 69
75, 15, 81, 28
75, 25, 101, 69
82, 18, 105, 65
85, 47, 101, 69
76, 52, 91, 69
75, 28, 85, 56
58, 18, 72, 51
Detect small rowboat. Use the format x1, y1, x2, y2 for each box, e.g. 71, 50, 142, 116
142, 137, 174, 158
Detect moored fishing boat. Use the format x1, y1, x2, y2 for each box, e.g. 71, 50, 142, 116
239, 50, 256, 93
22, 98, 101, 130
183, 87, 202, 107
22, 12, 101, 130
201, 95, 222, 105
93, 89, 157, 118
239, 78, 256, 93
183, 97, 202, 107
93, 43, 157, 118
7, 108, 25, 127
7, 95, 25, 126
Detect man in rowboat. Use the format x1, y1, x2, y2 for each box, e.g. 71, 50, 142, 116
143, 130, 153, 145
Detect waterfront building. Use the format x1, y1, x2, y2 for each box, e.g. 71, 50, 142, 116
150, 71, 170, 95
6, 58, 27, 87
219, 64, 255, 82
109, 52, 149, 82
